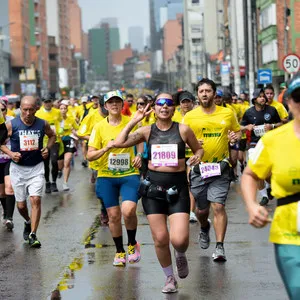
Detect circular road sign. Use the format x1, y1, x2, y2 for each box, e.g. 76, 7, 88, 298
283, 54, 300, 74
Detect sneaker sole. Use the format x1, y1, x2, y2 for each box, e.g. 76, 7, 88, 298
113, 262, 126, 267
30, 242, 41, 248
162, 287, 178, 294
5, 223, 14, 231
128, 256, 141, 264
212, 255, 227, 262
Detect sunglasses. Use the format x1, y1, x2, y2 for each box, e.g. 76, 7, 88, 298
155, 98, 174, 107
1, 108, 6, 112
137, 102, 145, 106
44, 100, 52, 103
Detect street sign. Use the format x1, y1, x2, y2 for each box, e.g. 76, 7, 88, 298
283, 54, 300, 74
257, 69, 272, 84
221, 62, 230, 86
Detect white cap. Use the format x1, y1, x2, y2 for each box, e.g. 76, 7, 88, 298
81, 96, 88, 103
60, 100, 70, 106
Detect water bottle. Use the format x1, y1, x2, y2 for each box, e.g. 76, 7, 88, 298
138, 177, 151, 197
166, 186, 178, 203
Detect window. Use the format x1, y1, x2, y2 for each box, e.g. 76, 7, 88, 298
191, 24, 201, 33
192, 38, 201, 45
192, 0, 199, 4
262, 40, 278, 64
260, 4, 276, 30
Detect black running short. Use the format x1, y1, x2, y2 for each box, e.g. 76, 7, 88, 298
142, 170, 190, 216
0, 161, 10, 184
238, 138, 247, 152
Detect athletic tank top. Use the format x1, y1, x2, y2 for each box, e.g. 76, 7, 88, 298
148, 122, 186, 160
10, 116, 45, 166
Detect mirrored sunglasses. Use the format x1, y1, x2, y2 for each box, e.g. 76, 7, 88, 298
155, 98, 174, 107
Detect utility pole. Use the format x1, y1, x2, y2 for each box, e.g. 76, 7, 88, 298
284, 0, 289, 82
247, 0, 255, 98
230, 0, 241, 95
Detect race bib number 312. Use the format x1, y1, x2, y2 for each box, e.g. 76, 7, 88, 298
20, 134, 39, 151
151, 144, 178, 167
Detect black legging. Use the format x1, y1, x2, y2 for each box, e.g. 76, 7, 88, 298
0, 123, 7, 144
44, 143, 59, 182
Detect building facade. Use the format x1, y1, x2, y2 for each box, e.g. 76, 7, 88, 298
128, 26, 144, 52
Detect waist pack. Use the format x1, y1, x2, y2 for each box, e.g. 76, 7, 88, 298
138, 180, 179, 204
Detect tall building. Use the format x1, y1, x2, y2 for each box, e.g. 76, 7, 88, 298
46, 0, 71, 88
256, 0, 300, 90
48, 36, 59, 97
29, 0, 49, 96
128, 26, 144, 52
88, 24, 120, 79
8, 0, 31, 93
69, 0, 83, 53
149, 0, 183, 51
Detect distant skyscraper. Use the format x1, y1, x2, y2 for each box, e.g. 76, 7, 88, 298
128, 26, 144, 52
100, 17, 118, 28
149, 0, 183, 51
88, 23, 120, 79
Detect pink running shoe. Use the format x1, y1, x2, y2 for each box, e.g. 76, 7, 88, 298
113, 252, 126, 267
128, 242, 141, 264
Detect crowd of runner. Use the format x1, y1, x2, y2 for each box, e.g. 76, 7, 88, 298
0, 76, 299, 297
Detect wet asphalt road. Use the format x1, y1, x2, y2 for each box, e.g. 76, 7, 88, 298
0, 159, 287, 300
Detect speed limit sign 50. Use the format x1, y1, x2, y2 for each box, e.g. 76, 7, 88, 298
283, 54, 300, 74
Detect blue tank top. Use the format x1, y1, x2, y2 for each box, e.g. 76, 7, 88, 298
10, 116, 45, 166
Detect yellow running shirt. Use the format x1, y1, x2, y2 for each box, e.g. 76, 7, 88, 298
184, 105, 240, 162
269, 100, 288, 120
248, 121, 300, 245
0, 109, 4, 124
59, 116, 79, 137
89, 116, 139, 178
77, 110, 105, 137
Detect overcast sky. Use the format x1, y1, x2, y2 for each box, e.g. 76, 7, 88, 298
78, 0, 150, 47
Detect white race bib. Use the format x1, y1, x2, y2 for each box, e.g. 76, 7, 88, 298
19, 134, 39, 151
254, 125, 266, 137
200, 163, 221, 179
108, 153, 130, 171
151, 144, 178, 167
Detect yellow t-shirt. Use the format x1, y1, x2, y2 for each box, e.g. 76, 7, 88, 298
129, 105, 136, 115
6, 108, 15, 117
184, 105, 240, 162
67, 106, 80, 120
77, 110, 105, 137
0, 110, 4, 124
35, 107, 61, 145
59, 116, 79, 137
269, 100, 288, 120
172, 110, 183, 123
248, 121, 300, 245
89, 116, 139, 178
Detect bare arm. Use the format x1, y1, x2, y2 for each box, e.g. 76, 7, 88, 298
87, 140, 114, 161
241, 166, 269, 228
44, 121, 56, 149
180, 124, 204, 166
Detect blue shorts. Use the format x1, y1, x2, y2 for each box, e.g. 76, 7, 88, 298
95, 175, 140, 208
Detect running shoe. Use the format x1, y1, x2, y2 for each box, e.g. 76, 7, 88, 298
81, 160, 88, 168
113, 252, 126, 267
259, 197, 269, 206
5, 219, 14, 231
189, 211, 198, 223
23, 222, 31, 241
162, 275, 178, 294
45, 182, 51, 194
28, 233, 41, 248
212, 244, 227, 262
57, 170, 63, 179
51, 182, 58, 192
198, 219, 211, 249
128, 242, 141, 264
99, 212, 109, 226
174, 250, 189, 279
63, 183, 70, 191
